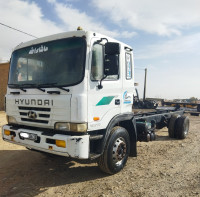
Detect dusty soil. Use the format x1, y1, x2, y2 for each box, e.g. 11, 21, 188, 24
0, 111, 199, 197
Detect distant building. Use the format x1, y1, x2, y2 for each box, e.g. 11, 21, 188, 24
0, 62, 9, 110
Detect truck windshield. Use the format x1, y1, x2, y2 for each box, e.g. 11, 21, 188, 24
8, 37, 86, 88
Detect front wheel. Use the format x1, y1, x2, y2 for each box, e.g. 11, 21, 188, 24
97, 126, 130, 174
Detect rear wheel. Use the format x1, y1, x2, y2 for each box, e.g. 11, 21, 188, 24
97, 126, 130, 174
176, 115, 189, 139
168, 114, 180, 138
150, 132, 156, 141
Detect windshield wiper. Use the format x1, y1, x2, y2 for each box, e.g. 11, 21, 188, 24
18, 83, 38, 92
57, 87, 70, 92
8, 83, 19, 86
38, 83, 69, 92
18, 83, 46, 92
8, 83, 70, 93
8, 83, 45, 92
8, 84, 27, 92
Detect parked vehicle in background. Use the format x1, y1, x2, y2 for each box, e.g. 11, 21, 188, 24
133, 88, 158, 109
162, 100, 200, 112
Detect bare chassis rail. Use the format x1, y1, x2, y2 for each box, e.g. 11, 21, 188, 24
134, 108, 184, 122
162, 101, 200, 112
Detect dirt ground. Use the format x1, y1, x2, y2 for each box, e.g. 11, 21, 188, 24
0, 111, 200, 197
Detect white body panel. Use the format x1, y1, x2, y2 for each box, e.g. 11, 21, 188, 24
2, 125, 89, 159
3, 30, 135, 159
87, 35, 134, 131
6, 92, 71, 128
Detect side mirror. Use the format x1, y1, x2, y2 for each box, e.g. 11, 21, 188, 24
104, 42, 120, 76
97, 42, 120, 89
105, 42, 120, 55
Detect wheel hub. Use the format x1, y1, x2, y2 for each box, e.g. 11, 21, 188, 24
112, 137, 127, 165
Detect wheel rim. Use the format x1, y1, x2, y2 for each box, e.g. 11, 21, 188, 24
112, 137, 127, 166
184, 121, 189, 135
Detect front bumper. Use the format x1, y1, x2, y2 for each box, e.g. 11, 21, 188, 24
2, 125, 90, 159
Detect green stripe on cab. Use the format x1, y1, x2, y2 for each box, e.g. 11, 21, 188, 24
96, 96, 115, 106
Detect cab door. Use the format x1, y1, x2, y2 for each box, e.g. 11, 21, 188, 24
87, 38, 122, 131
121, 51, 134, 113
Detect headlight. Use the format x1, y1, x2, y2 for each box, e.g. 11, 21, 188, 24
55, 122, 70, 131
70, 123, 87, 132
7, 116, 17, 124
55, 122, 87, 132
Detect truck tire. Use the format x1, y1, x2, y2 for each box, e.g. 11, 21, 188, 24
168, 114, 180, 138
150, 132, 156, 141
97, 126, 130, 174
176, 115, 189, 139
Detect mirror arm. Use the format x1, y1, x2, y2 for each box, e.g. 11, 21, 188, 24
96, 38, 108, 44
97, 75, 107, 89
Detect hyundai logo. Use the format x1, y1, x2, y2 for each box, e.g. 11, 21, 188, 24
27, 111, 37, 119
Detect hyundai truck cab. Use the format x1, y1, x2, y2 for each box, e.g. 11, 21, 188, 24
2, 29, 134, 161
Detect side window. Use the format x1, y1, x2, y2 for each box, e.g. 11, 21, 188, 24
91, 44, 104, 81
125, 53, 132, 80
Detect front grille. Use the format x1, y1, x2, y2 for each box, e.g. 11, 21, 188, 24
21, 118, 49, 124
19, 112, 50, 118
39, 114, 50, 118
18, 106, 51, 124
18, 106, 51, 112
20, 112, 27, 116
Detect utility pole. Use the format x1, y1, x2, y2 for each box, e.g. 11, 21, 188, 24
143, 68, 147, 102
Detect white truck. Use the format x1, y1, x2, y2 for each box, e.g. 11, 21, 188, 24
2, 28, 189, 174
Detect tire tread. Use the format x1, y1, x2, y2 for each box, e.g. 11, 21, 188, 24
97, 126, 129, 174
168, 114, 180, 138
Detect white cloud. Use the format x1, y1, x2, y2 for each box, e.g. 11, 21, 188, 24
48, 0, 137, 39
0, 0, 137, 62
0, 0, 62, 62
135, 33, 200, 59
0, 0, 62, 37
120, 31, 137, 38
92, 0, 200, 36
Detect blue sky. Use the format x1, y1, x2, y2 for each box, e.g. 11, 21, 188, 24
0, 0, 200, 99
